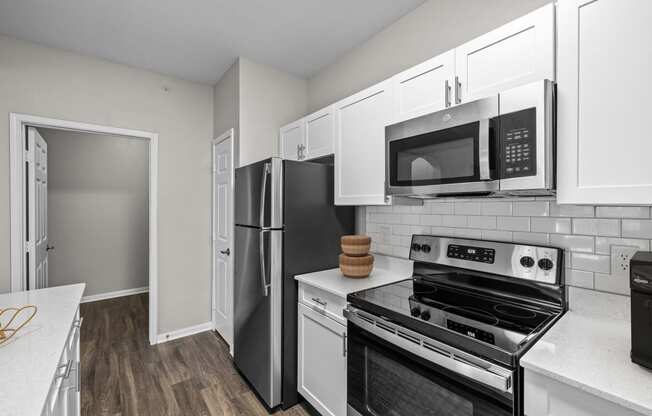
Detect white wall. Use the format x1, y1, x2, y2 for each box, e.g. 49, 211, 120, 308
213, 60, 240, 162
42, 128, 149, 297
238, 57, 307, 166
0, 35, 213, 334
307, 0, 551, 111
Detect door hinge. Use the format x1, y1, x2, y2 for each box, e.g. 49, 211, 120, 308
24, 150, 33, 163
24, 241, 31, 253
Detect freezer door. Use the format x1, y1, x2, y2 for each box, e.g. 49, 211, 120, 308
234, 225, 282, 408
234, 158, 283, 228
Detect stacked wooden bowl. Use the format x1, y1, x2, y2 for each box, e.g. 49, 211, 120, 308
339, 235, 374, 278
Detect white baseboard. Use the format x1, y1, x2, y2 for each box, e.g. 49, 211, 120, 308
156, 321, 213, 344
81, 286, 149, 303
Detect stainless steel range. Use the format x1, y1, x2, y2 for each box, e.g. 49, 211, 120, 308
345, 236, 566, 416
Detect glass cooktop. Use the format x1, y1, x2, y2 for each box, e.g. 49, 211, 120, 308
348, 274, 559, 355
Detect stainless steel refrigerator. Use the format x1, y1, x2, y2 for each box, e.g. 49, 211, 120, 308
234, 157, 354, 409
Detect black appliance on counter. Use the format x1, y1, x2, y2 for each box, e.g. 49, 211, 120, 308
631, 251, 652, 370
233, 158, 354, 410
345, 235, 567, 416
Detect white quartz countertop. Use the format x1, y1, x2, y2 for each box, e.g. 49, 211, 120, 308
0, 284, 85, 416
295, 254, 413, 298
521, 287, 652, 416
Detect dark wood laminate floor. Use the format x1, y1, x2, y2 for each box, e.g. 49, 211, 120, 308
80, 294, 310, 416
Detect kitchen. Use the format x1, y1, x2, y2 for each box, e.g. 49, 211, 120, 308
0, 0, 651, 415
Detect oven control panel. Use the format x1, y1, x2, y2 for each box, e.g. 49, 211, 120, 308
447, 320, 495, 345
447, 244, 495, 264
501, 108, 537, 179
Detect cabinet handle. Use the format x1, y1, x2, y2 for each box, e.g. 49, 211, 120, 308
342, 332, 347, 357
454, 75, 462, 104
296, 144, 300, 159
55, 359, 73, 380
444, 80, 451, 108
311, 297, 327, 307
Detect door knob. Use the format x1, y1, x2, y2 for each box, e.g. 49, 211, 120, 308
46, 245, 55, 252
220, 248, 230, 256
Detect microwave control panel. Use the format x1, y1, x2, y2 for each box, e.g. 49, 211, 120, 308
501, 108, 537, 178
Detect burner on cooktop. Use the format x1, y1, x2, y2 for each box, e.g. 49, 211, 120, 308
442, 305, 499, 326
493, 304, 537, 319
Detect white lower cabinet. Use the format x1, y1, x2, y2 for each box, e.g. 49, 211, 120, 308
524, 369, 644, 416
297, 300, 347, 416
43, 310, 81, 416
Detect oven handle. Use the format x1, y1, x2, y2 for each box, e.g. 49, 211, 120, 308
344, 307, 513, 394
479, 118, 491, 180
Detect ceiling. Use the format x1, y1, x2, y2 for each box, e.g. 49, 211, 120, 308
0, 0, 426, 84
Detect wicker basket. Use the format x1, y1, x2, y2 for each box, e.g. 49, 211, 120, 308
339, 253, 374, 278
341, 235, 371, 257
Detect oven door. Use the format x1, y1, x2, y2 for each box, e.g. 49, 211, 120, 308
386, 96, 499, 197
346, 309, 514, 416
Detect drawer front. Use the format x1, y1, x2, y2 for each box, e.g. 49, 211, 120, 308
299, 283, 347, 325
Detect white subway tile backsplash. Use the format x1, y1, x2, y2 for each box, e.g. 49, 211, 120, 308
482, 230, 513, 242
550, 203, 594, 218
622, 219, 652, 239
565, 269, 594, 289
442, 215, 468, 228
429, 202, 455, 215
366, 197, 652, 296
420, 214, 443, 226
513, 201, 549, 216
549, 234, 594, 253
481, 201, 513, 216
595, 237, 650, 255
571, 253, 611, 273
513, 232, 550, 245
596, 206, 651, 219
467, 216, 497, 230
497, 216, 530, 232
572, 218, 620, 237
594, 273, 629, 296
531, 217, 572, 234
454, 202, 482, 215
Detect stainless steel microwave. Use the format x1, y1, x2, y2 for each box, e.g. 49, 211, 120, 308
386, 80, 555, 198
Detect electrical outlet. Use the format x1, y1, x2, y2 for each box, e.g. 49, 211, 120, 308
610, 245, 639, 278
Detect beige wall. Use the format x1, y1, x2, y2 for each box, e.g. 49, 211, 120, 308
0, 35, 213, 334
43, 128, 149, 297
238, 57, 307, 166
307, 0, 551, 112
213, 60, 240, 162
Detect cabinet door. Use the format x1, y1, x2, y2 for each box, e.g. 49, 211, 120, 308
455, 3, 554, 103
305, 106, 334, 160
557, 0, 652, 204
334, 80, 393, 205
297, 303, 347, 416
392, 50, 456, 123
279, 119, 305, 161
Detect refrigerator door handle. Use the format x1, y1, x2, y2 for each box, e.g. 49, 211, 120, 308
259, 229, 271, 296
260, 163, 271, 229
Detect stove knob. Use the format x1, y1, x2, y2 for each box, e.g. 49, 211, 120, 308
410, 307, 421, 317
520, 256, 535, 268
411, 243, 422, 252
538, 258, 554, 271
420, 310, 431, 321
421, 244, 432, 253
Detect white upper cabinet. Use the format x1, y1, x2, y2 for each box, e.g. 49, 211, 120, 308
280, 119, 306, 161
304, 105, 334, 160
334, 80, 394, 205
455, 4, 555, 103
557, 0, 652, 204
391, 50, 456, 123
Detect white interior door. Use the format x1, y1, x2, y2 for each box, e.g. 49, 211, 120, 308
26, 127, 49, 290
212, 130, 234, 352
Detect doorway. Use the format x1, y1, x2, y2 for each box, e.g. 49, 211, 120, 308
9, 113, 159, 345
212, 129, 234, 354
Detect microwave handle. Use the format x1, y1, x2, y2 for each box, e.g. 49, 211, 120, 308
479, 119, 491, 180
